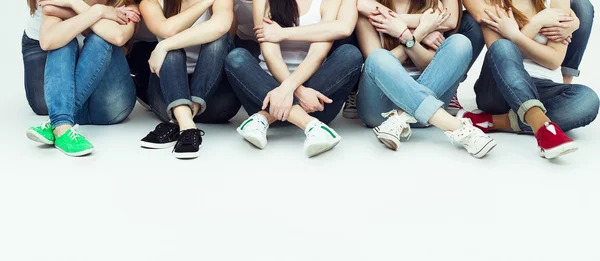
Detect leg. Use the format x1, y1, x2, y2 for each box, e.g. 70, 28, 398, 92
356, 70, 400, 128
189, 34, 234, 115
44, 38, 79, 129
485, 39, 549, 133
22, 32, 48, 115
305, 44, 363, 124
455, 11, 486, 72
224, 48, 281, 115
76, 47, 136, 125
562, 0, 594, 83
535, 80, 599, 132
127, 41, 158, 107
157, 49, 196, 129
147, 73, 171, 122
194, 78, 241, 123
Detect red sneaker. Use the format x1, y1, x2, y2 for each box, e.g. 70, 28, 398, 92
535, 122, 578, 159
447, 93, 463, 116
456, 109, 494, 133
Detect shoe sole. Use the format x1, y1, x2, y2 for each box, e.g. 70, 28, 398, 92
343, 111, 359, 119
237, 128, 266, 149
305, 137, 342, 158
55, 146, 94, 157
26, 129, 54, 145
136, 97, 151, 111
373, 128, 399, 151
172, 144, 203, 159
472, 139, 497, 158
540, 141, 578, 159
140, 141, 177, 149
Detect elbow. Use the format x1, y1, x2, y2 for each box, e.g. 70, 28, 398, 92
337, 26, 354, 39
216, 23, 232, 37
39, 37, 56, 51
160, 27, 179, 39
41, 5, 58, 16
111, 32, 129, 47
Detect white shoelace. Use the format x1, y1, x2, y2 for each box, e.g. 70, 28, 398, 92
40, 119, 51, 130
68, 125, 82, 141
381, 111, 412, 140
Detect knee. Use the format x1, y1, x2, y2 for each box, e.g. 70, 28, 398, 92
487, 39, 520, 59
48, 38, 78, 56
571, 0, 594, 24
575, 85, 600, 124
205, 34, 233, 52
364, 49, 395, 74
163, 49, 186, 67
444, 34, 473, 61
84, 32, 113, 51
332, 44, 363, 66
225, 48, 252, 71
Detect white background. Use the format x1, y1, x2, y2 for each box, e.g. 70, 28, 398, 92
1, 2, 599, 261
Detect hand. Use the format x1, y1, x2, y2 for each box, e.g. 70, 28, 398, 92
96, 5, 128, 25
117, 6, 141, 23
418, 8, 450, 35
531, 8, 574, 28
148, 43, 169, 77
482, 6, 522, 41
369, 7, 409, 39
39, 0, 74, 8
540, 19, 578, 43
254, 18, 285, 43
422, 31, 445, 50
262, 82, 297, 121
295, 86, 332, 113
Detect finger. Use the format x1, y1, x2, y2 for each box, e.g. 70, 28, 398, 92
440, 34, 446, 41
388, 10, 399, 18
253, 24, 264, 30
369, 19, 386, 28
262, 94, 270, 110
282, 108, 290, 121
435, 39, 443, 47
256, 33, 264, 39
558, 16, 574, 22
440, 11, 451, 24
487, 25, 501, 34
255, 28, 264, 35
540, 28, 560, 33
561, 40, 569, 45
425, 8, 434, 14
317, 93, 333, 104
495, 5, 506, 18
567, 37, 572, 43
262, 17, 273, 24
484, 9, 500, 22
508, 8, 514, 19
481, 18, 499, 28
542, 31, 562, 36
380, 9, 391, 19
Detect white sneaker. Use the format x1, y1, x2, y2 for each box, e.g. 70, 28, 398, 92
303, 120, 342, 157
237, 113, 269, 149
373, 110, 417, 151
445, 118, 497, 158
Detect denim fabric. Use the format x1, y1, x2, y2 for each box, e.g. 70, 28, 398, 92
127, 41, 158, 105
356, 34, 472, 127
148, 34, 240, 122
474, 40, 599, 132
44, 33, 136, 128
22, 32, 48, 115
454, 11, 485, 73
562, 0, 594, 77
224, 44, 363, 124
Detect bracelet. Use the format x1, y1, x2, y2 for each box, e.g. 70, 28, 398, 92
398, 28, 409, 39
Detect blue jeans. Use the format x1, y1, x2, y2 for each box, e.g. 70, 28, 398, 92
44, 33, 136, 128
357, 34, 472, 127
563, 0, 594, 77
224, 44, 363, 124
148, 34, 241, 123
474, 40, 599, 132
455, 11, 485, 74
22, 32, 48, 115
127, 41, 158, 105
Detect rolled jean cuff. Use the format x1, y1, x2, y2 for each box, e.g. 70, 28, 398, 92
508, 110, 521, 132
51, 119, 74, 129
191, 96, 207, 115
413, 95, 444, 125
166, 98, 194, 121
517, 99, 547, 126
561, 67, 580, 77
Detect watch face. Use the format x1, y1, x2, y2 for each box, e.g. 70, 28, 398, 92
406, 39, 415, 48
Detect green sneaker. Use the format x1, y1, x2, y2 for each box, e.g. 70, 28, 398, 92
26, 120, 55, 145
54, 125, 94, 157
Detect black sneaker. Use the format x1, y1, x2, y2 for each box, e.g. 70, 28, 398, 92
342, 91, 358, 119
140, 122, 180, 149
172, 129, 204, 159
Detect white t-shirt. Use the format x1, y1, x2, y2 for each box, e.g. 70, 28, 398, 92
157, 0, 211, 74
522, 0, 563, 83
25, 7, 43, 40
234, 0, 255, 40
259, 0, 322, 73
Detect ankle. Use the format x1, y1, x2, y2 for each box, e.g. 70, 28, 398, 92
53, 124, 72, 137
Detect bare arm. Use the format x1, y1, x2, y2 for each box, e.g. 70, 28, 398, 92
41, 5, 77, 20
285, 0, 340, 88
39, 6, 104, 50
273, 0, 357, 42
255, 0, 292, 83
158, 0, 233, 52
70, 1, 136, 46
140, 0, 214, 39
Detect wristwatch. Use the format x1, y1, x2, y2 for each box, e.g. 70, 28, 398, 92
403, 36, 416, 49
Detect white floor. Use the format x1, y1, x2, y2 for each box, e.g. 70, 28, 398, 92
2, 2, 600, 261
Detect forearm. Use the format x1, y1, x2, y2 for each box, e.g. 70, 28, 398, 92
260, 43, 292, 83
404, 42, 435, 71
286, 43, 332, 87
463, 0, 490, 23
160, 18, 231, 51
512, 33, 564, 69
281, 20, 354, 42
156, 1, 213, 38
39, 7, 103, 50
398, 14, 421, 29
41, 5, 77, 20
71, 2, 133, 46
357, 0, 387, 17
520, 20, 544, 39
390, 45, 409, 62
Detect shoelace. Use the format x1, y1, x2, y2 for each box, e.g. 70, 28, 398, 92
179, 129, 205, 146
40, 120, 51, 130
381, 111, 412, 140
253, 116, 269, 133
68, 125, 83, 142
346, 92, 357, 108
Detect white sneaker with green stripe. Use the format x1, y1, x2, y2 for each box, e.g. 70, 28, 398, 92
237, 113, 269, 149
303, 119, 341, 157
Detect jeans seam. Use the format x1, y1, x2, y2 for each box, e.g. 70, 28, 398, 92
225, 67, 266, 108
488, 50, 530, 106
76, 44, 112, 113
319, 64, 362, 95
